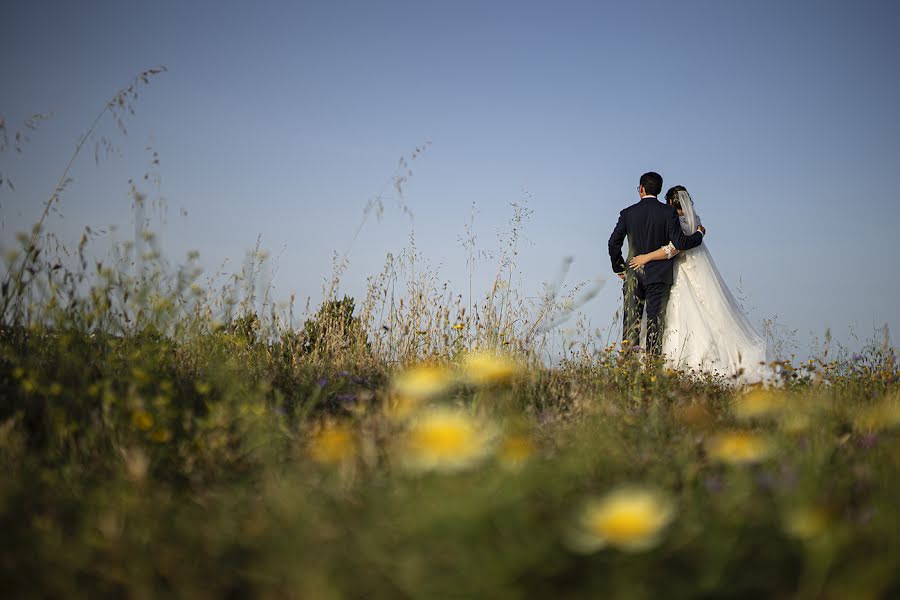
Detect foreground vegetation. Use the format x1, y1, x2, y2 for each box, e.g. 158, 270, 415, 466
1, 221, 899, 599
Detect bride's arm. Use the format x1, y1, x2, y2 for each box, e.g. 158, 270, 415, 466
629, 243, 679, 268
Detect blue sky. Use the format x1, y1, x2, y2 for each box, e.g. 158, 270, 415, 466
2, 0, 899, 355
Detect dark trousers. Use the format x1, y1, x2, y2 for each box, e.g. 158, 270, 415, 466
622, 274, 671, 356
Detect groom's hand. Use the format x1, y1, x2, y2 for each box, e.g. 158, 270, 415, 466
616, 272, 625, 281
698, 225, 706, 235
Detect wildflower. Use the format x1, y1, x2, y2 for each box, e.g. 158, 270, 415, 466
308, 422, 355, 465
452, 323, 464, 330
150, 428, 172, 443
706, 431, 772, 464
570, 488, 676, 553
783, 506, 829, 540
463, 351, 520, 385
387, 364, 455, 420
131, 410, 154, 431
733, 389, 785, 420
399, 407, 497, 473
498, 434, 535, 470
131, 367, 150, 384
706, 431, 773, 465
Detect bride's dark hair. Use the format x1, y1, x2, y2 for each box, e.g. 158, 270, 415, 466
665, 185, 687, 210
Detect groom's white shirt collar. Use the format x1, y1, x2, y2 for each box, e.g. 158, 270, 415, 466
640, 194, 657, 199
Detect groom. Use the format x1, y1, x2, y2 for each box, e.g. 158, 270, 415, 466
608, 172, 705, 356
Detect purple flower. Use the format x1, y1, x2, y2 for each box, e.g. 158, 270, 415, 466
857, 433, 879, 450
317, 377, 329, 388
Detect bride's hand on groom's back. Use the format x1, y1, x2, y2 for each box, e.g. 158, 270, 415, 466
629, 255, 650, 269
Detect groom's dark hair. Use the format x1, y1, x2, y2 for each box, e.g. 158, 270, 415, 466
639, 172, 663, 196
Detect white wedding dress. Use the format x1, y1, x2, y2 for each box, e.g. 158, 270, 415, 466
654, 191, 772, 383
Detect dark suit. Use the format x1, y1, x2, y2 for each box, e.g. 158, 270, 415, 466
608, 196, 704, 355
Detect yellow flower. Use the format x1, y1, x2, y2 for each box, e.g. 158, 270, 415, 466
392, 364, 454, 401
452, 323, 464, 330
706, 431, 773, 465
783, 506, 829, 540
498, 434, 535, 470
387, 364, 455, 420
131, 367, 150, 384
131, 410, 154, 431
463, 351, 520, 385
570, 488, 675, 553
399, 407, 497, 473
733, 389, 785, 420
308, 422, 355, 465
150, 428, 172, 443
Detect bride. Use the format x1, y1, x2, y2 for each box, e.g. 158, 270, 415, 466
628, 186, 771, 382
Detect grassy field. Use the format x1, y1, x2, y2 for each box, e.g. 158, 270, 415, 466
1, 213, 899, 599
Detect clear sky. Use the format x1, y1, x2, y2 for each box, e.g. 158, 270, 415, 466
2, 0, 899, 355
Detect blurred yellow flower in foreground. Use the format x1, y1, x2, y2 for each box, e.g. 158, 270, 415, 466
783, 506, 829, 540
707, 431, 773, 465
571, 488, 675, 553
131, 410, 154, 431
733, 389, 785, 420
309, 422, 355, 465
463, 351, 521, 385
399, 407, 497, 473
392, 364, 454, 400
150, 428, 172, 443
498, 434, 535, 470
387, 364, 455, 420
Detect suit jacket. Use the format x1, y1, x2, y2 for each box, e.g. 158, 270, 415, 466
608, 196, 704, 286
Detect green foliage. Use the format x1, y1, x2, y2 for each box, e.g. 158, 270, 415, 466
300, 295, 365, 356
